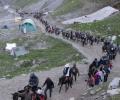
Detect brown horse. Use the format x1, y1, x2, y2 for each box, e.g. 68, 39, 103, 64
12, 85, 30, 100
58, 76, 73, 93
12, 86, 46, 100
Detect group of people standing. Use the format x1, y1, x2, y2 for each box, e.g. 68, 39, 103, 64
87, 57, 113, 87
87, 40, 120, 88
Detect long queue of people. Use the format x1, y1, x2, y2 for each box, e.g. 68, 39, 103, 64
33, 14, 104, 47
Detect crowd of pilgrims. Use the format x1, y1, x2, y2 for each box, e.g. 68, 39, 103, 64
12, 12, 120, 100
33, 13, 120, 87
86, 40, 120, 87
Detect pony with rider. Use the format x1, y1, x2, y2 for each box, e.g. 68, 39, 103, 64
58, 63, 79, 93
12, 73, 54, 100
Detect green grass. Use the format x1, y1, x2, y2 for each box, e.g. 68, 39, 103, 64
0, 35, 83, 78
13, 0, 39, 8
109, 95, 120, 100
53, 0, 111, 16
54, 0, 84, 16
69, 13, 120, 43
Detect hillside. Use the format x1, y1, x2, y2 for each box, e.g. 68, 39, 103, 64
12, 0, 39, 9
53, 0, 115, 19
0, 0, 120, 100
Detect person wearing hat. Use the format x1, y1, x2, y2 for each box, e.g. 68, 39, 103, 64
63, 63, 71, 77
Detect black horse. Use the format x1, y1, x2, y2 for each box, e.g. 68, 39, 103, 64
58, 76, 73, 93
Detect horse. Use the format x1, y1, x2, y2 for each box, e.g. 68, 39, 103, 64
12, 85, 46, 100
12, 85, 30, 100
58, 75, 73, 93
70, 66, 80, 82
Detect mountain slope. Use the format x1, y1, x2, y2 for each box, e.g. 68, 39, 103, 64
53, 0, 113, 18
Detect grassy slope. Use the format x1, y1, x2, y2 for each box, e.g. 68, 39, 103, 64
54, 0, 111, 16
0, 35, 83, 78
13, 0, 38, 8
54, 0, 84, 16
69, 13, 120, 43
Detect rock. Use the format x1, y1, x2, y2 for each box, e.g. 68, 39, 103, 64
21, 74, 26, 76
90, 90, 96, 95
96, 87, 102, 92
82, 92, 87, 96
14, 57, 18, 61
103, 95, 107, 100
94, 95, 99, 99
80, 97, 84, 100
69, 97, 75, 100
101, 92, 106, 96
81, 59, 89, 64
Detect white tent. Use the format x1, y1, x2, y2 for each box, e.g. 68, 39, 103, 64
5, 43, 16, 51
62, 6, 119, 24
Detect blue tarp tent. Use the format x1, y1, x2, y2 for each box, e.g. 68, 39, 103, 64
20, 19, 36, 33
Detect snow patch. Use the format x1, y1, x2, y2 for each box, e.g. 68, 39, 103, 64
69, 97, 75, 100
107, 77, 120, 96
62, 6, 119, 24
107, 89, 120, 96
108, 77, 120, 89
4, 5, 9, 10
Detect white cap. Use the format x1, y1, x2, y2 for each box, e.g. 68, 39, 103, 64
65, 63, 70, 68
37, 89, 43, 95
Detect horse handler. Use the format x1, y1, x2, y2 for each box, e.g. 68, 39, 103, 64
42, 77, 54, 99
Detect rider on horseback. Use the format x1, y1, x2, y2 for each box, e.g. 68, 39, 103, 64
63, 63, 71, 77
29, 73, 39, 92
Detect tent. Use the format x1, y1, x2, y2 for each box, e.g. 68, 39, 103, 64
20, 19, 36, 33
11, 46, 29, 57
5, 43, 16, 51
5, 43, 28, 57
